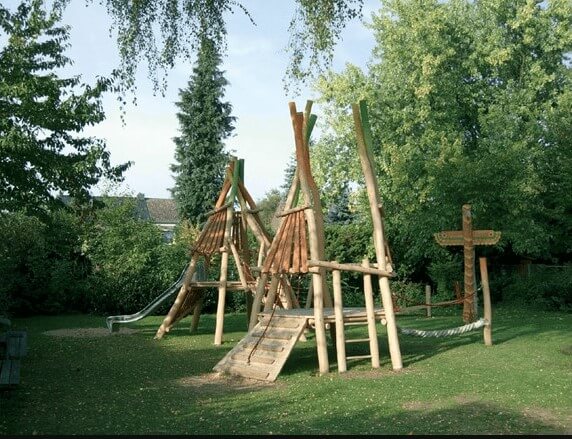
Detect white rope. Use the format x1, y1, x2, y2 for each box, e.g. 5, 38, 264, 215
397, 318, 488, 338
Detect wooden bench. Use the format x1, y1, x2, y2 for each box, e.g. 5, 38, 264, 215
0, 324, 27, 396
2, 331, 28, 359
0, 359, 20, 390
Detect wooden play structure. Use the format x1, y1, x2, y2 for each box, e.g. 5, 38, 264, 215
155, 158, 302, 344
213, 100, 404, 381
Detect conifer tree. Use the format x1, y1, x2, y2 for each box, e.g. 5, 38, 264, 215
170, 36, 235, 222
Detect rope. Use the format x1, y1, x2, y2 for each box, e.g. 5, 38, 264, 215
392, 286, 481, 310
397, 318, 487, 338
246, 278, 281, 364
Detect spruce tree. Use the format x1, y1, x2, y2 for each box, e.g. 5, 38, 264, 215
170, 36, 235, 223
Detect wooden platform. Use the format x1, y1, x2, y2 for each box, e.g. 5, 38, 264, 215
213, 307, 393, 382
258, 307, 389, 323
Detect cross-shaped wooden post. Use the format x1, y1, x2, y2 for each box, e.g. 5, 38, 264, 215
434, 204, 501, 323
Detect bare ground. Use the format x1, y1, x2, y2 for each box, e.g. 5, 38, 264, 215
43, 327, 139, 337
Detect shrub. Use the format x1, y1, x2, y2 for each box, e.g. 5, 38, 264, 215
83, 198, 190, 314
0, 210, 90, 316
500, 265, 572, 311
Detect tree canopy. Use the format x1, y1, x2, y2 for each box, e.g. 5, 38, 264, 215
312, 0, 572, 277
0, 0, 130, 216
87, 0, 364, 98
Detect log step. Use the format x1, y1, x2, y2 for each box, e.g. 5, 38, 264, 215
346, 354, 372, 361
346, 338, 371, 344
216, 360, 271, 381
250, 328, 297, 341
258, 319, 303, 329
231, 351, 279, 365
242, 339, 287, 353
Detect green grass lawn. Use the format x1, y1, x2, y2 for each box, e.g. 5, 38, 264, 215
1, 304, 571, 435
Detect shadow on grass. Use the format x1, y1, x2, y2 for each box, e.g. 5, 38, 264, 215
196, 390, 568, 435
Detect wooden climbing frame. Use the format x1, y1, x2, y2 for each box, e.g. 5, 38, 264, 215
155, 158, 276, 344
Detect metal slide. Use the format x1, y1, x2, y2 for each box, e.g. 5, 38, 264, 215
106, 263, 192, 333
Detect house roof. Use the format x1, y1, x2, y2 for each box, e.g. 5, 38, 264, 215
145, 197, 179, 224
59, 193, 179, 225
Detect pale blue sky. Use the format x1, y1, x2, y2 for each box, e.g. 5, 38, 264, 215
60, 1, 381, 201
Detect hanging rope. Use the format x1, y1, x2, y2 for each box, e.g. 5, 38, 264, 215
246, 277, 281, 364
397, 318, 487, 338
392, 286, 481, 311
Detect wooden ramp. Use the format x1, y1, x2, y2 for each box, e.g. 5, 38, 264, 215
213, 316, 307, 382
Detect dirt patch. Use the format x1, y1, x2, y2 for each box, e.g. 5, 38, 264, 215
43, 327, 139, 338
402, 400, 437, 411
402, 395, 481, 412
522, 406, 572, 432
177, 372, 277, 396
335, 366, 414, 381
453, 394, 482, 405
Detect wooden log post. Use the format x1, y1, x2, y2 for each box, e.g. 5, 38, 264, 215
263, 275, 281, 312
257, 242, 265, 267
214, 223, 231, 344
479, 257, 493, 346
305, 280, 313, 309
332, 266, 347, 373
352, 100, 403, 371
462, 204, 476, 322
249, 272, 268, 330
190, 295, 203, 333
426, 285, 432, 318
214, 190, 236, 345
290, 101, 329, 374
278, 277, 295, 309
363, 258, 380, 368
155, 257, 198, 339
190, 260, 209, 333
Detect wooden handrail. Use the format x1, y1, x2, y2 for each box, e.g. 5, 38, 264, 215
307, 260, 394, 277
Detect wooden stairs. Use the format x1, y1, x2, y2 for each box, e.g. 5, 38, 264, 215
213, 316, 307, 382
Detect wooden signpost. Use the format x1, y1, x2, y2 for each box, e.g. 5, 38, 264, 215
434, 204, 500, 322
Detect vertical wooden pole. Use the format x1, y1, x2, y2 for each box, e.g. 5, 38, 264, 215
473, 247, 479, 318
425, 285, 432, 317
363, 258, 380, 368
264, 275, 280, 312
214, 206, 234, 345
278, 278, 294, 309
249, 272, 268, 330
462, 204, 476, 323
246, 292, 253, 328
257, 242, 265, 267
155, 257, 198, 339
332, 266, 347, 373
352, 101, 403, 371
305, 281, 313, 309
290, 102, 329, 374
479, 257, 493, 346
190, 295, 203, 332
